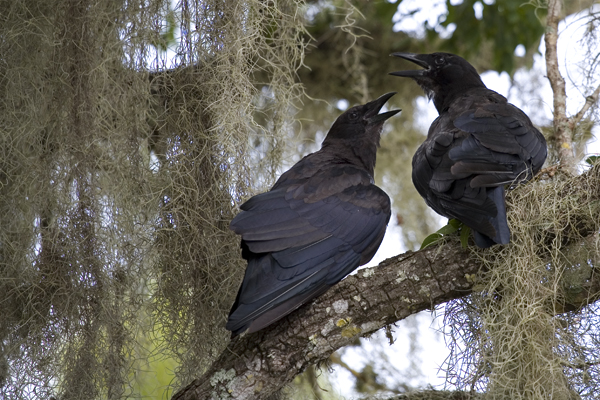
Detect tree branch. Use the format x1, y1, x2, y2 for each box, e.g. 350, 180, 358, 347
545, 0, 577, 174
171, 166, 600, 400
172, 244, 479, 400
570, 83, 600, 128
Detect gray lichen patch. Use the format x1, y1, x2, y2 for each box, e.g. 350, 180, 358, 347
362, 268, 375, 278
332, 299, 349, 314
210, 368, 236, 388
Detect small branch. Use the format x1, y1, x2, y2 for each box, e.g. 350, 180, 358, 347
329, 352, 361, 380
545, 0, 577, 174
329, 352, 408, 394
570, 83, 600, 128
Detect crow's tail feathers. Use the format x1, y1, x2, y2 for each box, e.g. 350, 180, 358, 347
474, 186, 510, 248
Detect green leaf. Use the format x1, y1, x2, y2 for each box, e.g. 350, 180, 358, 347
420, 233, 443, 250
460, 225, 471, 248
419, 219, 465, 249
585, 155, 600, 165
436, 222, 459, 235
448, 218, 462, 229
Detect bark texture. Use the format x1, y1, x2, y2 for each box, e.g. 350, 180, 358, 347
172, 244, 478, 400
545, 0, 576, 174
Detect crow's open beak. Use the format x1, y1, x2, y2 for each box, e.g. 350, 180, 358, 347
389, 52, 430, 77
365, 92, 401, 123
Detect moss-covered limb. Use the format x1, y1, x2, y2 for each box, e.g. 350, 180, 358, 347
171, 235, 600, 400
172, 166, 600, 400
171, 244, 480, 400
445, 165, 600, 398
387, 389, 484, 400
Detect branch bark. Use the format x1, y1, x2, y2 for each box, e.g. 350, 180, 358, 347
172, 244, 479, 400
545, 0, 577, 174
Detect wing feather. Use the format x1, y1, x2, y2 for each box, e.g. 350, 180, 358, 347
227, 165, 391, 335
412, 100, 546, 247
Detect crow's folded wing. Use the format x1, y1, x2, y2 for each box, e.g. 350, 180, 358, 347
227, 166, 390, 334
412, 125, 504, 242
448, 103, 547, 187
231, 166, 390, 259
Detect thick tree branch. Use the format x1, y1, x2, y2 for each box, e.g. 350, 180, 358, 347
172, 244, 479, 400
172, 235, 600, 400
545, 0, 577, 174
172, 167, 600, 400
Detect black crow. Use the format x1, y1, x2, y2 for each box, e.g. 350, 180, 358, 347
390, 52, 547, 247
226, 93, 400, 336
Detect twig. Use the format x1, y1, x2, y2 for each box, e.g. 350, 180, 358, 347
329, 352, 362, 380
570, 83, 600, 128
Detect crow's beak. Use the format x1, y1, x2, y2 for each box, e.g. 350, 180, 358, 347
365, 92, 401, 123
389, 52, 430, 77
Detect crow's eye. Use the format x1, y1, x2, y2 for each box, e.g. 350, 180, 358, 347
348, 111, 359, 121
434, 56, 445, 66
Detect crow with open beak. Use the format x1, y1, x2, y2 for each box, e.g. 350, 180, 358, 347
391, 52, 546, 247
227, 93, 400, 336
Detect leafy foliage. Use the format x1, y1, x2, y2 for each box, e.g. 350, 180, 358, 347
438, 0, 546, 73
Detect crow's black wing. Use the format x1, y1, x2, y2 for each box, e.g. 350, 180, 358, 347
412, 126, 500, 242
448, 103, 547, 188
227, 165, 391, 335
411, 103, 545, 247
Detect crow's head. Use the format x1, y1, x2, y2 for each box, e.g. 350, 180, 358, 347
326, 92, 401, 144
389, 52, 485, 113
323, 93, 400, 174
